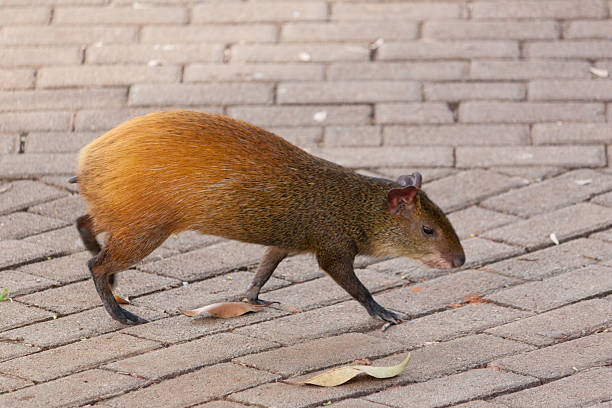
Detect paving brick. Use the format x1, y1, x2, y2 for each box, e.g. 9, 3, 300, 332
483, 169, 612, 217
0, 6, 50, 24
530, 79, 612, 101
323, 126, 381, 147
0, 45, 81, 67
328, 62, 468, 81
384, 125, 529, 146
105, 332, 276, 380
331, 2, 462, 20
54, 6, 187, 24
377, 167, 457, 183
269, 126, 323, 146
533, 123, 612, 144
0, 240, 57, 270
486, 264, 612, 312
492, 166, 564, 181
452, 402, 507, 408
40, 175, 79, 193
593, 190, 612, 207
282, 21, 418, 42
0, 374, 31, 393
25, 131, 97, 153
459, 102, 605, 123
195, 403, 250, 408
0, 133, 17, 153
485, 238, 612, 280
365, 368, 536, 408
0, 369, 143, 408
457, 146, 606, 168
448, 207, 521, 239
524, 40, 612, 59
141, 25, 277, 44
38, 65, 180, 88
424, 169, 527, 213
235, 333, 404, 376
378, 41, 519, 60
461, 237, 524, 268
129, 83, 272, 106
376, 103, 455, 125
87, 43, 224, 64
0, 111, 71, 132
231, 43, 370, 62
265, 253, 324, 283
0, 306, 165, 348
491, 331, 612, 381
425, 82, 525, 102
0, 212, 67, 240
0, 270, 56, 296
0, 332, 160, 382
377, 269, 519, 317
0, 152, 77, 178
424, 21, 559, 40
0, 26, 138, 45
140, 241, 265, 282
160, 231, 221, 253
378, 303, 530, 348
326, 401, 386, 408
471, 0, 607, 19
185, 63, 323, 82
235, 301, 380, 345
22, 225, 85, 255
0, 301, 53, 332
494, 367, 612, 408
29, 195, 86, 222
0, 88, 126, 112
133, 271, 289, 313
278, 81, 421, 104
0, 68, 34, 89
471, 60, 591, 80
193, 2, 327, 23
566, 20, 612, 39
0, 340, 40, 363
483, 203, 612, 249
312, 146, 453, 168
368, 256, 447, 282
104, 363, 278, 408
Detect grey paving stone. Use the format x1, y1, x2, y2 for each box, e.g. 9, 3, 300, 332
22, 225, 85, 255
271, 253, 324, 283
459, 102, 605, 124
592, 190, 612, 207
227, 105, 371, 127
312, 145, 453, 168
327, 400, 388, 408
378, 41, 519, 60
101, 363, 279, 408
324, 125, 381, 147
482, 169, 612, 217
0, 240, 57, 270
486, 296, 612, 346
0, 301, 53, 332
457, 146, 606, 168
39, 175, 79, 193
231, 43, 370, 63
365, 368, 537, 408
460, 237, 524, 268
375, 103, 455, 125
486, 264, 612, 312
129, 83, 273, 106
471, 0, 606, 19
0, 153, 77, 177
0, 374, 31, 394
533, 123, 612, 145
491, 166, 564, 182
278, 81, 421, 104
185, 62, 324, 82
0, 332, 160, 382
0, 341, 40, 363
376, 303, 531, 348
451, 401, 512, 408
484, 238, 612, 280
376, 269, 519, 317
235, 301, 381, 345
491, 331, 612, 381
424, 169, 528, 213
194, 402, 251, 408
0, 111, 71, 132
0, 306, 165, 348
482, 203, 612, 250
28, 194, 86, 222
332, 2, 461, 20
425, 82, 525, 101
376, 167, 457, 183
140, 25, 277, 44
383, 125, 529, 146
234, 333, 404, 377
328, 62, 468, 81
0, 369, 143, 408
0, 212, 67, 240
0, 180, 66, 215
0, 133, 17, 154
448, 206, 521, 239
0, 270, 57, 296
87, 43, 225, 64
494, 367, 612, 408
17, 251, 90, 284
140, 241, 266, 282
104, 332, 277, 380
368, 257, 448, 282
423, 20, 560, 40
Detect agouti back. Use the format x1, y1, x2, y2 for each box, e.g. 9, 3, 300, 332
74, 110, 465, 325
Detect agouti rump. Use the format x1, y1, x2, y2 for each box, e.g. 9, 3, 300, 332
73, 110, 465, 325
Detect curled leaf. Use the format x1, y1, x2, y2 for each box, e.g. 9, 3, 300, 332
550, 233, 560, 245
178, 301, 271, 318
287, 353, 411, 387
114, 293, 130, 304
590, 66, 609, 78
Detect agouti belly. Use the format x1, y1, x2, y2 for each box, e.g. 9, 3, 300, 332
75, 110, 465, 325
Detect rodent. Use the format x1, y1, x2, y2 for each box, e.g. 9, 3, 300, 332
73, 110, 465, 325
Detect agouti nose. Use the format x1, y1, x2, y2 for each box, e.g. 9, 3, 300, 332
452, 254, 465, 268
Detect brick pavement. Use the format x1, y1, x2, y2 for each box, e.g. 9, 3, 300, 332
1, 1, 612, 407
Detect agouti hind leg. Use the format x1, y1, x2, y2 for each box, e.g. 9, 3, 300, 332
76, 214, 101, 255
246, 247, 289, 305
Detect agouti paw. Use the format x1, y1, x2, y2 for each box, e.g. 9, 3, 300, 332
370, 305, 403, 324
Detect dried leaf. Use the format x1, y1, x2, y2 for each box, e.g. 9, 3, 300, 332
114, 294, 130, 304
464, 295, 490, 304
550, 233, 560, 245
590, 66, 609, 78
178, 301, 270, 318
574, 179, 592, 186
288, 353, 411, 387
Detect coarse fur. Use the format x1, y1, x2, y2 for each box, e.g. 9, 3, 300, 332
75, 110, 464, 325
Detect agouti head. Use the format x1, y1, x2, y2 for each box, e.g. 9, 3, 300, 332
378, 172, 465, 269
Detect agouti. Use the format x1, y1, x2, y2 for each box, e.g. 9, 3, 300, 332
73, 110, 465, 325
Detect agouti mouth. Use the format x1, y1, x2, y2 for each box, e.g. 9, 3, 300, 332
419, 255, 455, 270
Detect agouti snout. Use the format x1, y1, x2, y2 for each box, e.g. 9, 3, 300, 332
73, 110, 464, 325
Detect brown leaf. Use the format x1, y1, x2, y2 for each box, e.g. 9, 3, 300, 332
410, 287, 423, 293
464, 295, 490, 304
114, 293, 130, 304
178, 301, 270, 318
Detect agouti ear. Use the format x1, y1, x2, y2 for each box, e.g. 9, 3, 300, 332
387, 185, 417, 215
397, 172, 422, 188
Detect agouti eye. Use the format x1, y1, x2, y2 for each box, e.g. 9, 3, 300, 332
422, 225, 434, 235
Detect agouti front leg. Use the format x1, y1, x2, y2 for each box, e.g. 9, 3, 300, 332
316, 249, 402, 324
246, 246, 289, 305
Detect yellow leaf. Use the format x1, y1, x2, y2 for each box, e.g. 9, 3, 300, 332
178, 301, 270, 318
288, 353, 411, 387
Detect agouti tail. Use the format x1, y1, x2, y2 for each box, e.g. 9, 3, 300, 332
74, 110, 464, 325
